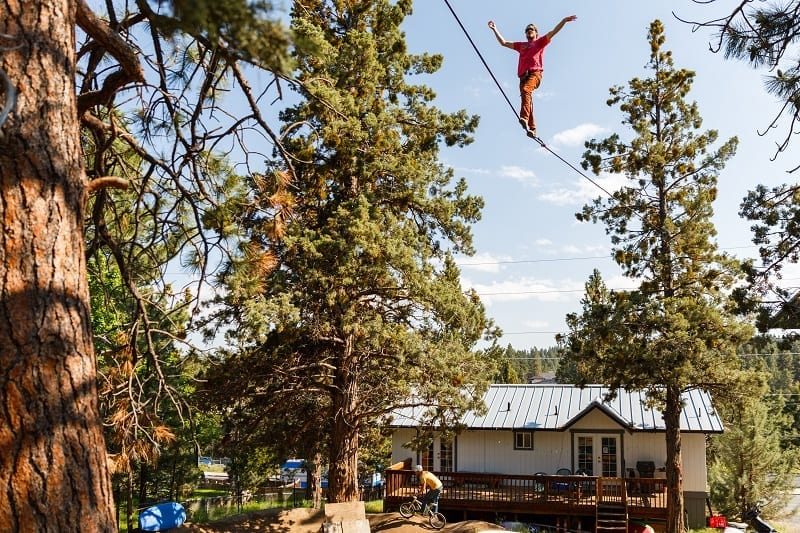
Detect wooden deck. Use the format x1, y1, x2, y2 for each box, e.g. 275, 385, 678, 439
384, 470, 667, 524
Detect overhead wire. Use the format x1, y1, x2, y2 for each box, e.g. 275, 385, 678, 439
440, 0, 613, 198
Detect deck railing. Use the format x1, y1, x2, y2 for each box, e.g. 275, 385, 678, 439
384, 469, 667, 521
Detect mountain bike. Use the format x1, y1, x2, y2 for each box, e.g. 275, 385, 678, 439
399, 494, 446, 529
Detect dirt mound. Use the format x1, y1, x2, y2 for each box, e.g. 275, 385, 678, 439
172, 507, 505, 533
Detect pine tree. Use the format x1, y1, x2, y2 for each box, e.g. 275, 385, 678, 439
708, 388, 798, 519
681, 0, 800, 172
204, 0, 498, 503
557, 20, 753, 533
0, 2, 117, 529
681, 1, 800, 328
0, 0, 293, 525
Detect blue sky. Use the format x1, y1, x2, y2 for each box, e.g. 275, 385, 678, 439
397, 1, 800, 350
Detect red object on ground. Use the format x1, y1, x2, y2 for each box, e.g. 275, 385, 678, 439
628, 522, 655, 533
707, 514, 728, 528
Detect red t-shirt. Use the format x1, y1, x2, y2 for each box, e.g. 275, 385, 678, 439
513, 36, 551, 77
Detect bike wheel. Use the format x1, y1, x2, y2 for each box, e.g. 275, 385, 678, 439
429, 512, 446, 529
399, 502, 414, 518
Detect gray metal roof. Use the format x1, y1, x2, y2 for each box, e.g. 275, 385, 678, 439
389, 384, 723, 433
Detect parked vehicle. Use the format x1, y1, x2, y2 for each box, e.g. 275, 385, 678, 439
723, 505, 777, 533
280, 459, 328, 488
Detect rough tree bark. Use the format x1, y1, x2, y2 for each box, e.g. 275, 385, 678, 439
327, 336, 360, 503
665, 385, 685, 533
0, 1, 116, 531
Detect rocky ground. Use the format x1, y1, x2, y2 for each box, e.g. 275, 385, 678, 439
170, 504, 800, 532
171, 507, 505, 533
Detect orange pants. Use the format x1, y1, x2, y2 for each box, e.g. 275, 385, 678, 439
519, 70, 542, 131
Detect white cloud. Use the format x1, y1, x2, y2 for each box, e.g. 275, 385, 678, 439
550, 123, 608, 147
559, 244, 582, 255
537, 171, 628, 206
499, 165, 538, 187
456, 251, 513, 273
455, 166, 491, 175
522, 319, 550, 329
464, 276, 585, 305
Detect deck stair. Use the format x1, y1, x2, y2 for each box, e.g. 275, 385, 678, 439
595, 478, 628, 533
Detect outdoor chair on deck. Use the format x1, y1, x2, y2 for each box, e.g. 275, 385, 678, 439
626, 468, 641, 497
551, 468, 572, 495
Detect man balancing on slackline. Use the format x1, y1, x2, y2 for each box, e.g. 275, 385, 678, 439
488, 14, 577, 139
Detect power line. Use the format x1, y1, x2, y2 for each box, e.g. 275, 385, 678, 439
474, 279, 800, 298
459, 255, 612, 266
456, 245, 759, 268
477, 288, 624, 296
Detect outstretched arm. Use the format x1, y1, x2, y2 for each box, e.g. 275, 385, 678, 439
488, 20, 514, 49
546, 15, 577, 40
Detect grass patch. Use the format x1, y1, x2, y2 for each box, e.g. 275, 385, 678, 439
191, 499, 314, 524
364, 500, 383, 513
199, 464, 227, 473
191, 488, 231, 498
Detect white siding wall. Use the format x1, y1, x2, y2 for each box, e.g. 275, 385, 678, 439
676, 433, 707, 491
456, 430, 575, 474
392, 429, 417, 464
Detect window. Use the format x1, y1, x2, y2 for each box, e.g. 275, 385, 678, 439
514, 430, 534, 450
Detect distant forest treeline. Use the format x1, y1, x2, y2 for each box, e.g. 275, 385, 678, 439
497, 345, 561, 383
500, 334, 800, 407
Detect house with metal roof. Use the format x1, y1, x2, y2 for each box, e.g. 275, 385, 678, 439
387, 383, 723, 529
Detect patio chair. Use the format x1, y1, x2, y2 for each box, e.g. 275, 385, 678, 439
551, 468, 572, 494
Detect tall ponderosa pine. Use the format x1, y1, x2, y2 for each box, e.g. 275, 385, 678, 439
204, 0, 498, 503
1, 0, 294, 526
557, 20, 753, 533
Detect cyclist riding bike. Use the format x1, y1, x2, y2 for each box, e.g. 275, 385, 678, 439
414, 464, 443, 515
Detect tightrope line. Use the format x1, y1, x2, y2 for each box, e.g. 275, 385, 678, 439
440, 0, 613, 198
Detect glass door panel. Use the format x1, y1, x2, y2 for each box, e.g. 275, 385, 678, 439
439, 440, 453, 472
600, 436, 619, 477
576, 436, 594, 475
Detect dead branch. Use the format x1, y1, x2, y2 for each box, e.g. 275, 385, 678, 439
87, 176, 129, 193
75, 0, 144, 114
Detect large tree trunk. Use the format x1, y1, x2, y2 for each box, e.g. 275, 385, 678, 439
664, 384, 686, 533
0, 1, 115, 531
327, 335, 360, 503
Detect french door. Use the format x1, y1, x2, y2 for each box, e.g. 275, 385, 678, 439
575, 434, 620, 477
423, 438, 454, 472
